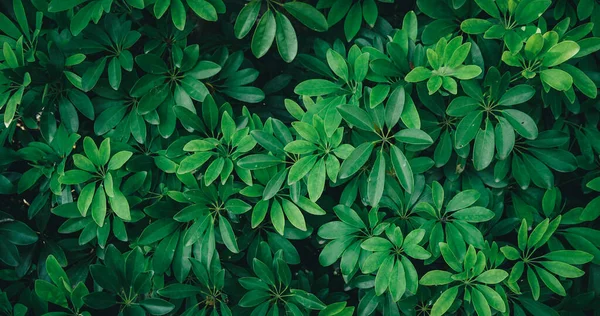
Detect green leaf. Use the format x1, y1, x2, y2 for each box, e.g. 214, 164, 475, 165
543, 250, 593, 264
367, 151, 385, 206
318, 221, 360, 239
234, 0, 261, 39
374, 256, 394, 295
385, 85, 405, 128
290, 289, 326, 310
420, 270, 454, 285
461, 18, 492, 34
472, 288, 492, 316
580, 197, 600, 221
94, 105, 128, 135
188, 0, 218, 21
498, 85, 536, 105
171, 0, 186, 29
495, 117, 515, 160
288, 155, 318, 184
45, 255, 69, 287
517, 219, 528, 251
174, 107, 206, 133
455, 111, 483, 148
59, 170, 94, 185
501, 109, 538, 140
35, 280, 67, 307
440, 243, 462, 272
239, 277, 270, 291
574, 37, 600, 58
308, 158, 326, 201
3, 86, 23, 127
81, 57, 107, 92
528, 148, 577, 172
251, 10, 276, 58
405, 67, 432, 82
3, 43, 18, 68
221, 86, 265, 103
390, 145, 414, 193
473, 118, 495, 170
13, 1, 28, 41
292, 121, 320, 143
452, 65, 482, 79
527, 267, 541, 300
474, 0, 500, 18
560, 64, 597, 98
447, 43, 472, 68
344, 2, 362, 41
107, 57, 122, 90
91, 185, 107, 227
109, 190, 131, 221
476, 284, 505, 312
447, 96, 479, 117
140, 298, 175, 315
540, 69, 573, 91
239, 290, 270, 307
405, 244, 432, 260
181, 77, 209, 102
326, 49, 349, 82
333, 205, 365, 229
540, 261, 584, 278
59, 97, 79, 133
139, 219, 180, 245
354, 52, 370, 82
534, 266, 566, 296
188, 61, 222, 79
475, 269, 508, 284
108, 151, 133, 170
68, 89, 94, 120
452, 207, 495, 222
281, 199, 306, 231
204, 158, 225, 186
252, 258, 276, 285
401, 94, 421, 129
126, 0, 144, 9
238, 154, 282, 170
275, 12, 298, 63
542, 41, 580, 67
138, 84, 169, 114
284, 140, 317, 154
427, 76, 443, 94
295, 79, 340, 96
339, 142, 374, 179
337, 105, 373, 131
361, 237, 393, 251
320, 237, 354, 266
430, 286, 459, 316
362, 0, 378, 27
158, 284, 202, 299
446, 190, 480, 212
283, 2, 328, 32
394, 129, 433, 145
514, 0, 552, 25
525, 33, 544, 60
403, 11, 418, 40
219, 217, 239, 253
48, 0, 87, 12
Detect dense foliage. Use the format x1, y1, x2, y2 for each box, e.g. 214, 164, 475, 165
1, 0, 600, 315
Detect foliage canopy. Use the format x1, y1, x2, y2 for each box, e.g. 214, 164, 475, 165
1, 0, 600, 315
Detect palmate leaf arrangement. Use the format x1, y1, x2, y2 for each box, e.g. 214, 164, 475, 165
2, 0, 600, 315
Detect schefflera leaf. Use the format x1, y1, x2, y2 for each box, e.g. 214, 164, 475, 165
405, 36, 482, 95
6, 1, 600, 316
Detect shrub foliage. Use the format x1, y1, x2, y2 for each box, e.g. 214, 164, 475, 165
1, 0, 600, 315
